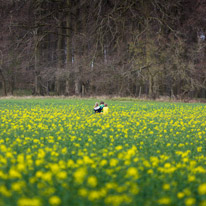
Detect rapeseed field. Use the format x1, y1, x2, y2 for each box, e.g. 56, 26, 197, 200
0, 98, 206, 206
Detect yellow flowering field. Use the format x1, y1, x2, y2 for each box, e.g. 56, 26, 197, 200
0, 98, 206, 206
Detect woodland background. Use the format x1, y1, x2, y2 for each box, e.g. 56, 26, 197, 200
0, 0, 206, 99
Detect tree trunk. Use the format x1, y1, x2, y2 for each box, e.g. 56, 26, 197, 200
10, 74, 15, 95
0, 69, 7, 96
138, 86, 142, 98
65, 0, 71, 96
81, 84, 85, 96
148, 73, 153, 98
75, 77, 80, 95
74, 7, 80, 95
34, 72, 40, 96
56, 20, 63, 95
34, 29, 40, 95
153, 73, 158, 99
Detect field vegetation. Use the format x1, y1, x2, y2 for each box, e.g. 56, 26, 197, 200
0, 98, 206, 206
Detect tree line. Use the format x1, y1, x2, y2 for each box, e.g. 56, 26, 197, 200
0, 0, 206, 99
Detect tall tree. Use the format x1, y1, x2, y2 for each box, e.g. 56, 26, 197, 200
65, 0, 71, 96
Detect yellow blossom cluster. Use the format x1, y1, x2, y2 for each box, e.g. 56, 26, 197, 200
0, 99, 206, 206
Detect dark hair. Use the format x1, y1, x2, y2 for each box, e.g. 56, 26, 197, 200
100, 101, 104, 104
105, 103, 108, 107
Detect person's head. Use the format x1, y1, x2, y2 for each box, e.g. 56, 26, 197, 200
94, 102, 99, 107
104, 103, 108, 107
100, 101, 104, 105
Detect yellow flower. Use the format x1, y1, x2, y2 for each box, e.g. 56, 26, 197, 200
67, 159, 75, 167
42, 172, 52, 182
11, 181, 25, 192
57, 171, 67, 179
36, 171, 43, 178
115, 145, 123, 150
157, 197, 171, 205
197, 146, 202, 152
110, 159, 118, 167
88, 191, 100, 201
73, 167, 87, 184
49, 196, 61, 205
83, 156, 93, 164
18, 198, 41, 206
87, 176, 97, 187
188, 175, 195, 182
198, 183, 206, 195
17, 163, 26, 171
185, 197, 195, 206
147, 169, 153, 174
126, 167, 139, 179
105, 194, 131, 206
78, 188, 88, 197
177, 192, 185, 199
164, 163, 171, 168
61, 147, 67, 154
50, 164, 60, 173
100, 159, 107, 166
0, 185, 11, 197
162, 184, 170, 190
9, 169, 22, 179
